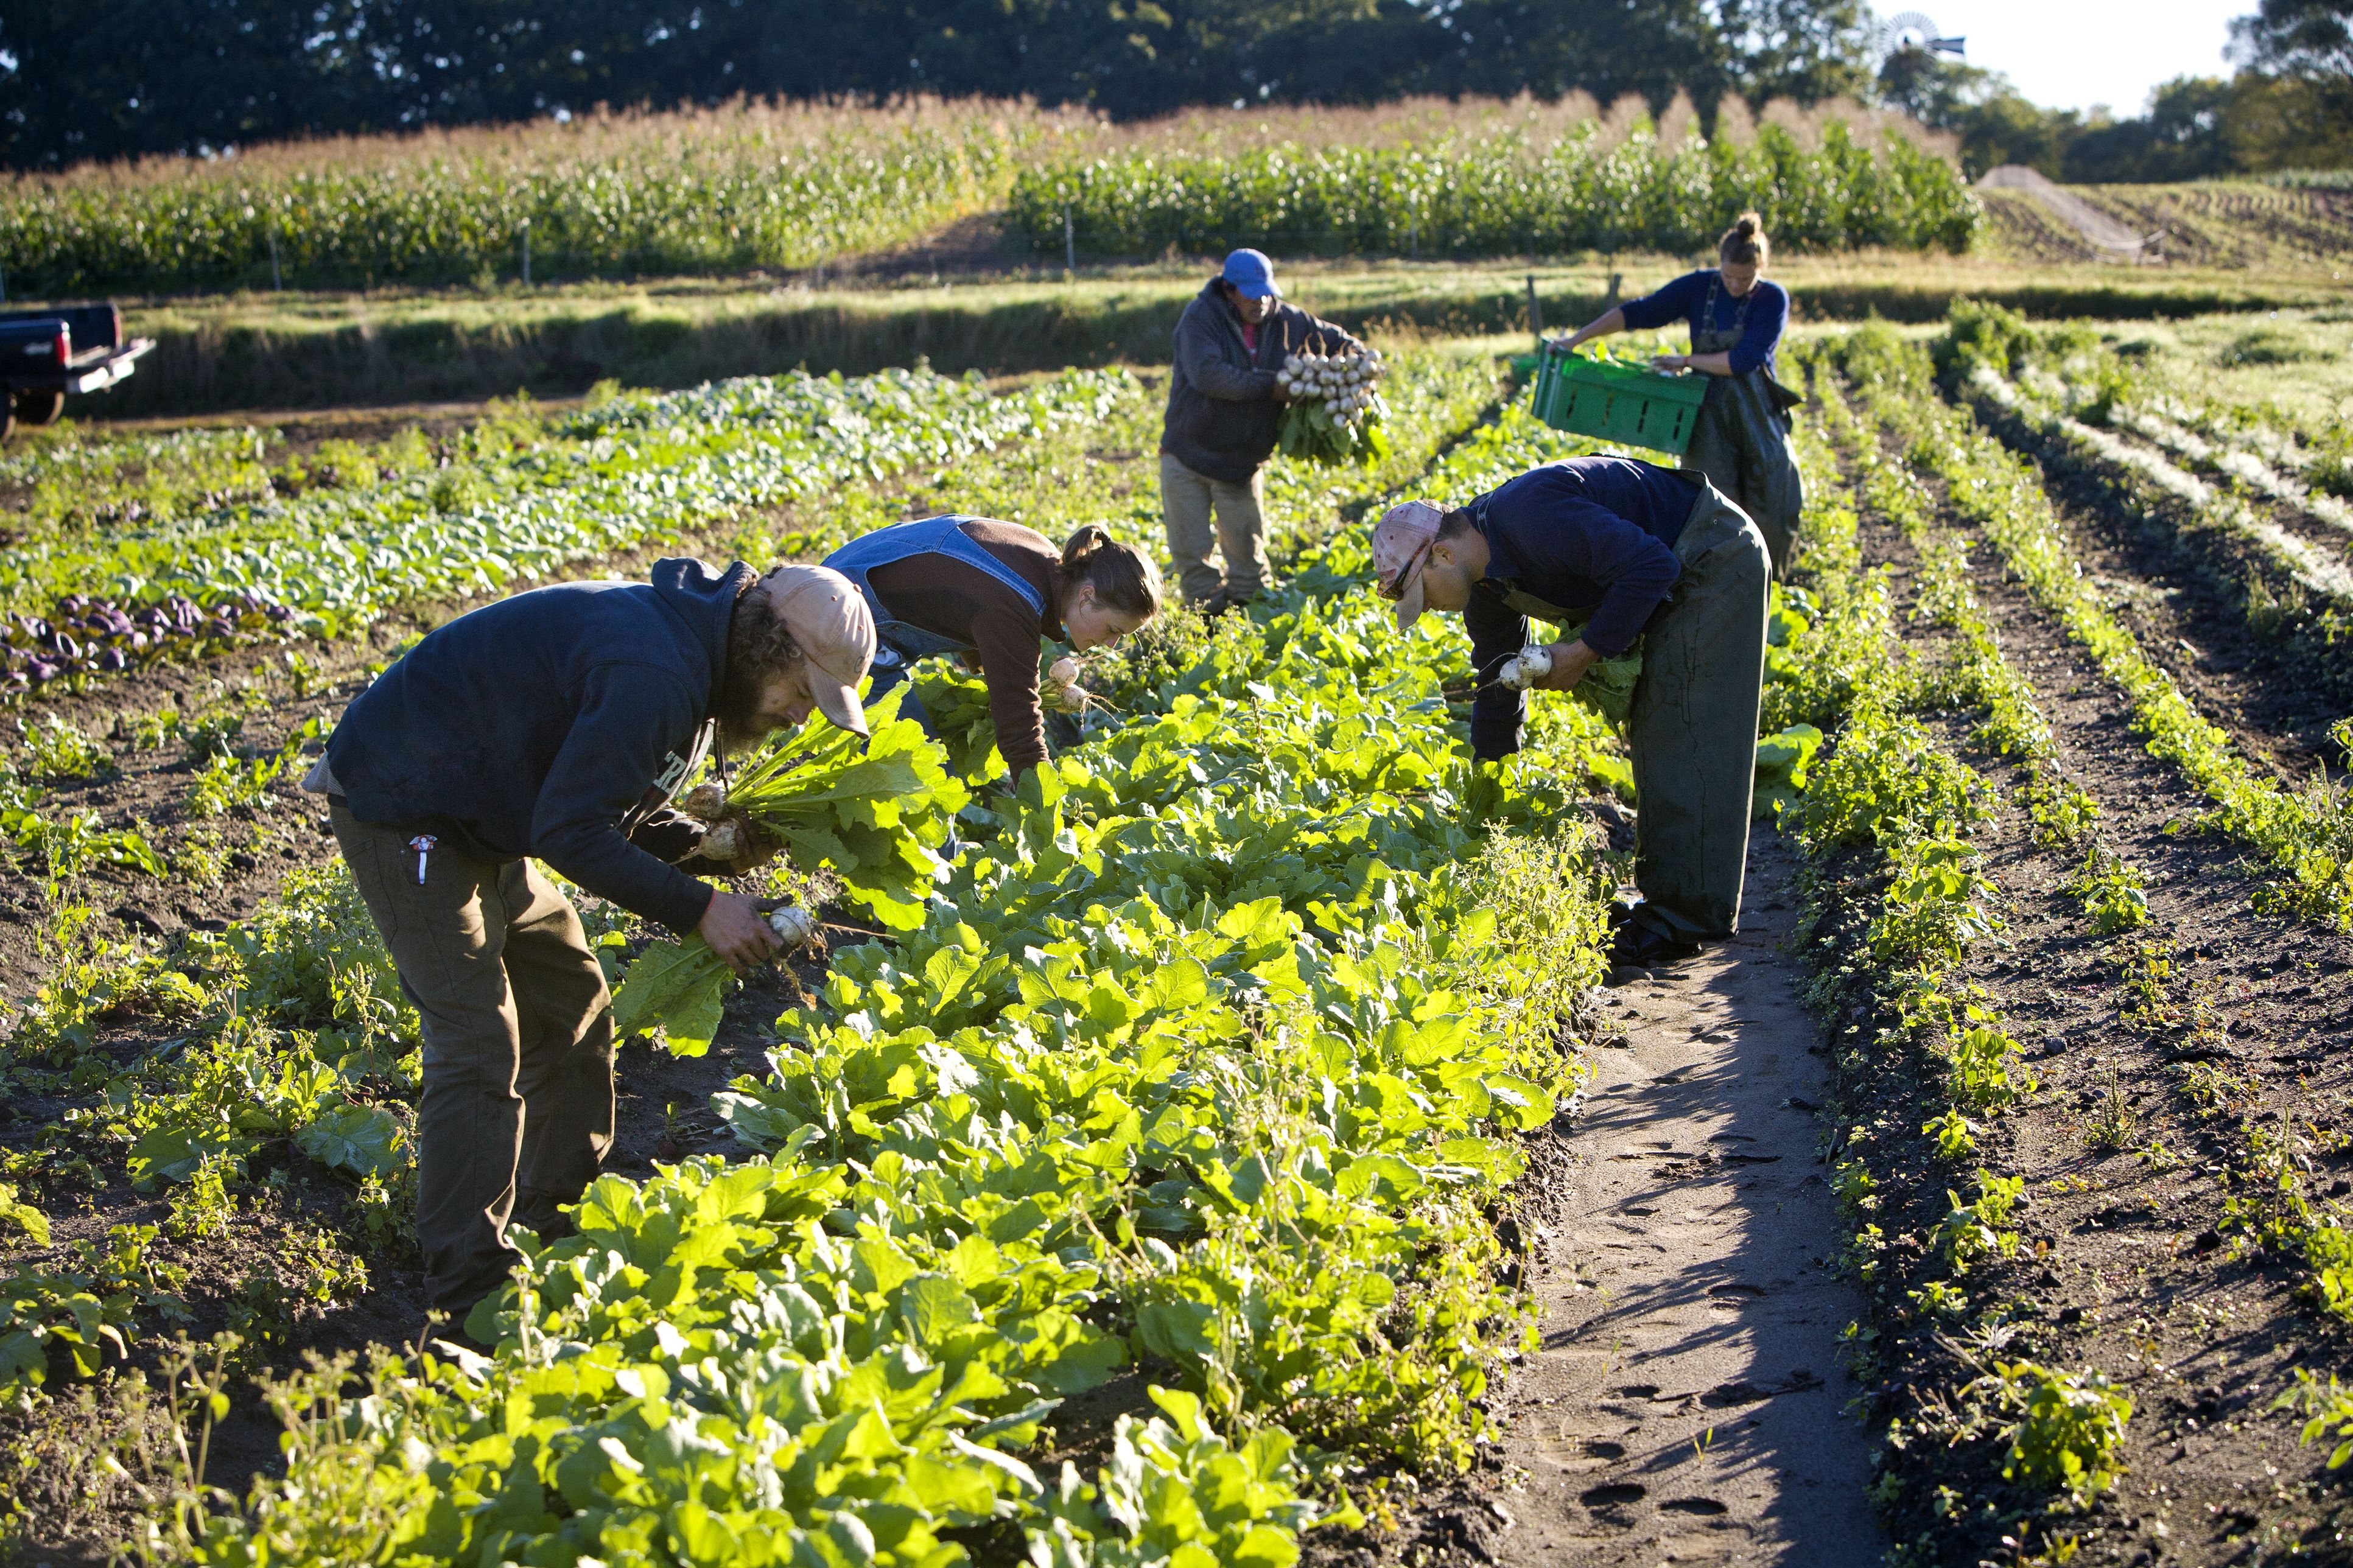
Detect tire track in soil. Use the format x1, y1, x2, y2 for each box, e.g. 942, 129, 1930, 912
1489, 836, 1884, 1567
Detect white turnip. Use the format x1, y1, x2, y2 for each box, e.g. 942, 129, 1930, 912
768, 905, 820, 948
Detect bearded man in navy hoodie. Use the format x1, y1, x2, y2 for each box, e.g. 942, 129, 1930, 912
303, 559, 875, 1325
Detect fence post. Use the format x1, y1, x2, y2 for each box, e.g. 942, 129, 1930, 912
1064, 206, 1075, 271
267, 228, 282, 291
1526, 274, 1543, 346
521, 219, 532, 286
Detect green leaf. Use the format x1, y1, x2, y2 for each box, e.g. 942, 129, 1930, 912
293, 1099, 408, 1179
610, 937, 729, 1055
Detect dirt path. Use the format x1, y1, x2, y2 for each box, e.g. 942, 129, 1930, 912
1977, 166, 2156, 261
1492, 837, 1883, 1566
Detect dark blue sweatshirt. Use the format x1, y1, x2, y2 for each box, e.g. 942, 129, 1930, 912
326, 558, 745, 933
1465, 457, 1699, 760
1618, 270, 1788, 377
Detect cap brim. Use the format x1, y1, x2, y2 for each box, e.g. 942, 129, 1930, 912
1391, 573, 1428, 634
812, 678, 868, 738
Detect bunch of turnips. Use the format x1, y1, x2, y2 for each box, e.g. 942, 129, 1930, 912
1276, 346, 1391, 467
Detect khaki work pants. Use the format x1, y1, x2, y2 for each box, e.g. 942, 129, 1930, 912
1626, 481, 1772, 943
330, 805, 615, 1315
1160, 452, 1271, 604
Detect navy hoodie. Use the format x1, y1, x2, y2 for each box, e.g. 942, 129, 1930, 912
326, 558, 746, 933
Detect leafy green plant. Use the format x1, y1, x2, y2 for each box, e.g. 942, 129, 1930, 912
15, 716, 114, 782
1935, 1170, 2025, 1275
2067, 850, 2150, 934
1980, 1362, 2133, 1506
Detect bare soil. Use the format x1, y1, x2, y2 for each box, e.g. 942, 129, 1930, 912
1491, 838, 1882, 1566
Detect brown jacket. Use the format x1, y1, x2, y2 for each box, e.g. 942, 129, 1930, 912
865, 519, 1064, 773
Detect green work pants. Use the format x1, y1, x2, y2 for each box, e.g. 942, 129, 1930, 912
1683, 377, 1803, 579
1160, 452, 1271, 605
1627, 481, 1772, 943
330, 805, 615, 1315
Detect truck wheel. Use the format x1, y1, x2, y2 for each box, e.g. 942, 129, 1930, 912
12, 390, 64, 428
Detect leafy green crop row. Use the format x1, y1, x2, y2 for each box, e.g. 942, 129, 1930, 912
1, 119, 1019, 295
1769, 349, 2133, 1546
0, 367, 1130, 643
1839, 325, 2353, 928
1009, 122, 1981, 261
133, 424, 1629, 1564
1, 348, 1597, 1568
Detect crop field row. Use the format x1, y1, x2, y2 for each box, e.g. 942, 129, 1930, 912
1, 102, 1028, 296
0, 346, 1630, 1563
0, 97, 1985, 298
1748, 321, 2353, 1564
1006, 122, 1979, 262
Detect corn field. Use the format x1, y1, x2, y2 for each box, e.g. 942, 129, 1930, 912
1011, 119, 1982, 259
0, 99, 1042, 295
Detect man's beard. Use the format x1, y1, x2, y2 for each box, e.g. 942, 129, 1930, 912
713, 670, 781, 756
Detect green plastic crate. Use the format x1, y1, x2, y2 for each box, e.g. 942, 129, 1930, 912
1530, 348, 1708, 455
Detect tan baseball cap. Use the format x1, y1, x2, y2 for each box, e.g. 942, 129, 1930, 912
1370, 500, 1445, 632
764, 565, 875, 737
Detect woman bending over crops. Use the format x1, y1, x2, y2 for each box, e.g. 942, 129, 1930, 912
1550, 213, 1804, 575
824, 517, 1161, 777
301, 558, 876, 1327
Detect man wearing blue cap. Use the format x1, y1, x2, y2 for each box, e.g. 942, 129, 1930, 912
1160, 248, 1361, 613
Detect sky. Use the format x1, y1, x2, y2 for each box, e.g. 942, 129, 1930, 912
1923, 0, 2251, 116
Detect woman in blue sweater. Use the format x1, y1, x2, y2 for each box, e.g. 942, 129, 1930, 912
1552, 212, 1804, 575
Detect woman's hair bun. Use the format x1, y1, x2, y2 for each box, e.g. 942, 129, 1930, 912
1719, 211, 1769, 264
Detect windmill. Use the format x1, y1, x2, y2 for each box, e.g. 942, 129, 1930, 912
1876, 10, 1966, 64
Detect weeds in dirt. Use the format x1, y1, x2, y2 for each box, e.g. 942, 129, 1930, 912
16, 716, 115, 783
2024, 773, 2100, 848
2067, 850, 2151, 934
185, 743, 295, 820
1974, 1361, 2133, 1507
2276, 1370, 2353, 1469
2083, 1059, 2140, 1150
1924, 1108, 1979, 1160
1935, 1171, 2027, 1274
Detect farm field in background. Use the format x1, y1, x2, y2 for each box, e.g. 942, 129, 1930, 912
1, 94, 1975, 299
12, 250, 2352, 427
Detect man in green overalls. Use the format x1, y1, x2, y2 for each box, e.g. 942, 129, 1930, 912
1372, 456, 1769, 971
1551, 212, 1804, 576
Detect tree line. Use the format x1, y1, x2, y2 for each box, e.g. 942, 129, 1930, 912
1885, 0, 2353, 181
0, 0, 2344, 177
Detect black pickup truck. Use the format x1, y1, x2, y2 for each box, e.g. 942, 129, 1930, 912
0, 304, 155, 441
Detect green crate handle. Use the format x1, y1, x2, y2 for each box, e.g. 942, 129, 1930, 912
1529, 343, 1708, 456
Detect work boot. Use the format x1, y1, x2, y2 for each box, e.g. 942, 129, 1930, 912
1202, 587, 1260, 618
1607, 923, 1700, 976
